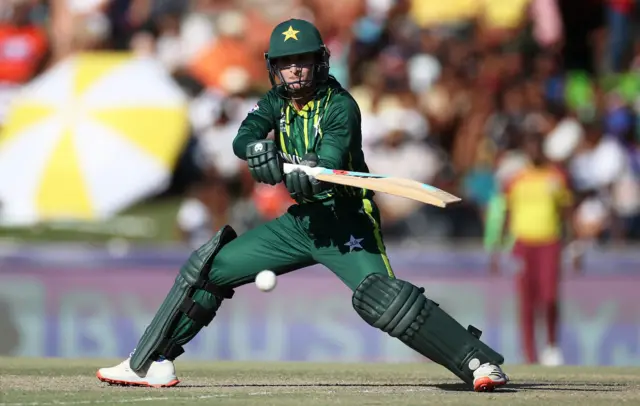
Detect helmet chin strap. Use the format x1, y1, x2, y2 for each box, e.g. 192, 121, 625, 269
284, 82, 315, 101
289, 88, 314, 101
274, 65, 316, 100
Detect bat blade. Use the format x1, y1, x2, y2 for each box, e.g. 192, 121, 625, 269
283, 164, 461, 208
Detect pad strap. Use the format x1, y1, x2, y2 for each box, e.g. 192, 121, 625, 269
196, 280, 234, 299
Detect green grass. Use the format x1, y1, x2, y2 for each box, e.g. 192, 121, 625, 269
1, 358, 639, 405
0, 197, 182, 243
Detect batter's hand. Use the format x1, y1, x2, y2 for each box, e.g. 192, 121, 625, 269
246, 140, 283, 185
285, 153, 327, 200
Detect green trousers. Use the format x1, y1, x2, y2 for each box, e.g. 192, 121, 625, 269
210, 197, 394, 290
140, 196, 396, 358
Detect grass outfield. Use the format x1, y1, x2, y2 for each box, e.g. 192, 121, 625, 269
1, 358, 639, 405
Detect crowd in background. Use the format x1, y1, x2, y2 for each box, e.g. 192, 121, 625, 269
1, 0, 640, 248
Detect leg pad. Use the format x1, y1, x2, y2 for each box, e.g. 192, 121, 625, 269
353, 274, 504, 385
130, 226, 237, 372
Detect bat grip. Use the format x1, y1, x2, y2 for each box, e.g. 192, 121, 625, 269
283, 163, 323, 177
282, 163, 298, 174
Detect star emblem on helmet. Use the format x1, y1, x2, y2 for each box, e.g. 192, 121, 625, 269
282, 25, 300, 41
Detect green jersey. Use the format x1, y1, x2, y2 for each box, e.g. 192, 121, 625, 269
232, 77, 374, 202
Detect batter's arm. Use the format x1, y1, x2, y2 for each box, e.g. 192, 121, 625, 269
316, 95, 361, 169
232, 92, 278, 160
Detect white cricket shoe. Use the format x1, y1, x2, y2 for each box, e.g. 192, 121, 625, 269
96, 357, 179, 387
541, 345, 564, 367
472, 363, 509, 392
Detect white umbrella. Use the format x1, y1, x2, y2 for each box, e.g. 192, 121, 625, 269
0, 52, 189, 226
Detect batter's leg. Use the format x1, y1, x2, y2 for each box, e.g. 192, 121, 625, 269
313, 198, 508, 391
97, 213, 314, 387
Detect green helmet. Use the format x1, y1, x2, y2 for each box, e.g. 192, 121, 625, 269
264, 19, 330, 99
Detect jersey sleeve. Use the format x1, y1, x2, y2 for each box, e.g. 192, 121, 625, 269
232, 91, 278, 160
316, 95, 361, 169
483, 193, 508, 252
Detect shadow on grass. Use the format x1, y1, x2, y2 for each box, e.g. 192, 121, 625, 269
168, 381, 627, 394
434, 382, 626, 393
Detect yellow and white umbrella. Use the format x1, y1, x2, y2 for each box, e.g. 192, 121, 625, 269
0, 52, 189, 226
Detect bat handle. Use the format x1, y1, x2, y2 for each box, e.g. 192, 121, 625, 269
282, 163, 298, 174
283, 163, 323, 177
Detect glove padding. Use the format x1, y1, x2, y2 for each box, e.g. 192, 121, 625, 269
285, 153, 328, 200
246, 140, 283, 185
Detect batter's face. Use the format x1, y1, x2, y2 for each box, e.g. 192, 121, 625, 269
275, 53, 315, 89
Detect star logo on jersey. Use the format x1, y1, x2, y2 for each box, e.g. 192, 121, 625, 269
282, 26, 300, 41
345, 235, 364, 252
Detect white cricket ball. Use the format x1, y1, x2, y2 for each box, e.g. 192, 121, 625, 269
255, 270, 277, 292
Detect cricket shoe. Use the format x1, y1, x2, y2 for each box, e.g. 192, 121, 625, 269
96, 357, 179, 388
472, 363, 509, 392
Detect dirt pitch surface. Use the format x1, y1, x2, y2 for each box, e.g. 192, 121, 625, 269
1, 357, 639, 405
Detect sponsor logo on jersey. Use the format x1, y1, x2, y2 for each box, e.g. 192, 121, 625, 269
279, 112, 287, 135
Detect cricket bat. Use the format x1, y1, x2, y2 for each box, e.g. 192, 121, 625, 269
283, 163, 461, 208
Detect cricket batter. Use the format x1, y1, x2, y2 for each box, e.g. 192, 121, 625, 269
96, 19, 509, 392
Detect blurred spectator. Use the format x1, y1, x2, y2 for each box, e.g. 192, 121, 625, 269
568, 120, 626, 240
477, 0, 531, 48
530, 0, 563, 49
176, 177, 219, 249
49, 0, 112, 61
0, 0, 49, 124
605, 0, 635, 73
408, 0, 477, 34
543, 104, 585, 163
0, 0, 48, 84
187, 9, 261, 93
